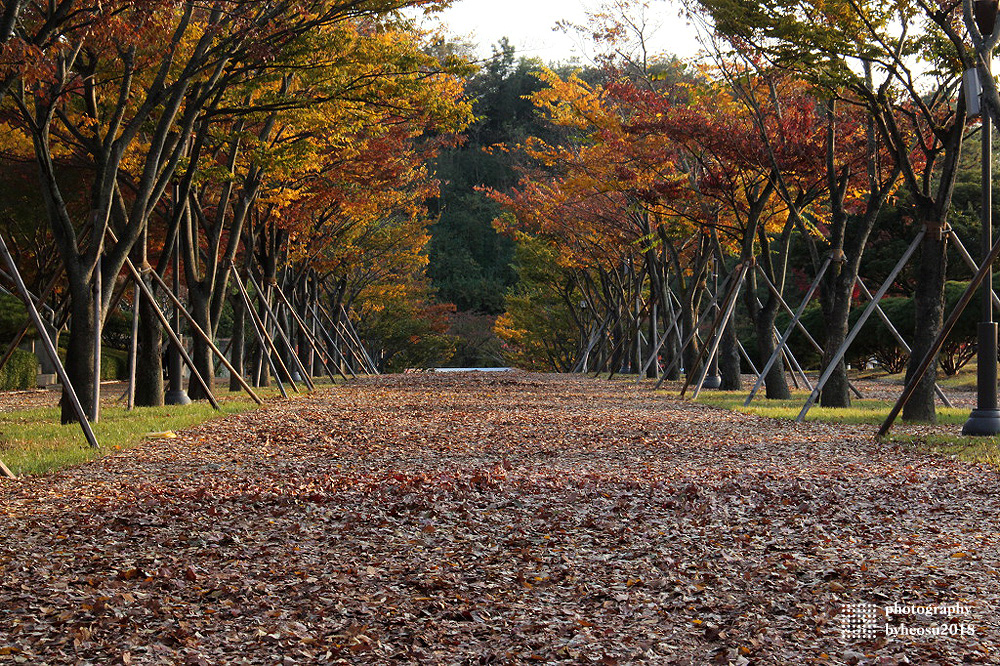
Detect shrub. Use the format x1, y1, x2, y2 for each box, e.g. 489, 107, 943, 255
101, 348, 128, 380
0, 348, 37, 390
0, 294, 33, 343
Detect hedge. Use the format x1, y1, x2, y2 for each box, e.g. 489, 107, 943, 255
0, 348, 37, 390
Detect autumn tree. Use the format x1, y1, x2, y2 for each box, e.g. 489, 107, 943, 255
694, 0, 974, 419
0, 0, 449, 420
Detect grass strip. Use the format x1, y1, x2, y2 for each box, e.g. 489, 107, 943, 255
688, 390, 969, 425
0, 377, 340, 477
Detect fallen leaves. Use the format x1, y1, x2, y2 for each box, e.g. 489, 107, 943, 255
0, 371, 997, 663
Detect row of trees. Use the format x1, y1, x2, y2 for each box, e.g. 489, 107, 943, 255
0, 0, 472, 423
491, 0, 1000, 422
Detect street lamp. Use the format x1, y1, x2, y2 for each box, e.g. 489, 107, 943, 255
964, 0, 1000, 434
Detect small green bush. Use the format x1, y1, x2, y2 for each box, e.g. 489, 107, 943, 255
0, 294, 33, 344
0, 348, 38, 390
101, 348, 128, 380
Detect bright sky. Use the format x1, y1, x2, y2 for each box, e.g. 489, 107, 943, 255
428, 0, 703, 65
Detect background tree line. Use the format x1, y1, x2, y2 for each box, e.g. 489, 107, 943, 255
481, 0, 1000, 424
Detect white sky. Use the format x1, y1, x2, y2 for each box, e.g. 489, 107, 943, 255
425, 0, 703, 66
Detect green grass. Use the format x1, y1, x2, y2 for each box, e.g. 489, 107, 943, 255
685, 386, 1000, 469
893, 433, 1000, 467
0, 401, 255, 476
0, 374, 344, 477
687, 390, 970, 425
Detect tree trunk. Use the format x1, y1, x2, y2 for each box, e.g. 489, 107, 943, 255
819, 260, 854, 407
756, 311, 790, 399
646, 304, 658, 379
134, 278, 165, 407
903, 232, 947, 422
680, 295, 699, 378
747, 265, 790, 400
187, 288, 215, 400
60, 282, 96, 424
719, 315, 742, 390
229, 292, 245, 392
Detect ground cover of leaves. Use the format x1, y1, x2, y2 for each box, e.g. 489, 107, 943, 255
0, 371, 998, 665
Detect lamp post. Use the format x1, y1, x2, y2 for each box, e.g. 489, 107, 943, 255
964, 0, 1000, 434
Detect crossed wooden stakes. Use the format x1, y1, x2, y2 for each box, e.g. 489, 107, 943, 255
0, 233, 378, 476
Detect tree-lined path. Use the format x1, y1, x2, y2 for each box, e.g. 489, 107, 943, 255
1, 373, 999, 663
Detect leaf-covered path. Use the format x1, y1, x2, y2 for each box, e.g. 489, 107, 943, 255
1, 372, 998, 665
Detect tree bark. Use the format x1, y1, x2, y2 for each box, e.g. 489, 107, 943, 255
60, 282, 96, 424
187, 288, 215, 400
229, 291, 245, 392
753, 295, 790, 399
903, 232, 947, 422
134, 276, 164, 407
719, 314, 742, 390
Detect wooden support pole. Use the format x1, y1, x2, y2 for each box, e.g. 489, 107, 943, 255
737, 340, 760, 377
0, 271, 64, 377
746, 255, 832, 406
639, 288, 680, 378
308, 302, 356, 379
952, 230, 1000, 309
754, 262, 864, 400
800, 228, 926, 423
0, 234, 99, 448
573, 322, 601, 374
313, 285, 377, 374
687, 263, 749, 399
143, 268, 263, 405
313, 299, 364, 376
247, 273, 315, 391
340, 305, 379, 374
121, 267, 221, 410
678, 263, 747, 396
103, 229, 222, 408
127, 282, 139, 410
654, 270, 739, 390
92, 256, 101, 423
0, 458, 15, 480
272, 284, 341, 382
855, 278, 952, 407
231, 268, 292, 398
781, 345, 809, 391
878, 223, 1000, 438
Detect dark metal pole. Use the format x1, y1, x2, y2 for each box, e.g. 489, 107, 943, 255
965, 54, 1000, 435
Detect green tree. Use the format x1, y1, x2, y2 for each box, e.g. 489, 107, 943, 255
428, 40, 558, 315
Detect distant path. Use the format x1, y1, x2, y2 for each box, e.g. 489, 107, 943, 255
0, 372, 997, 663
